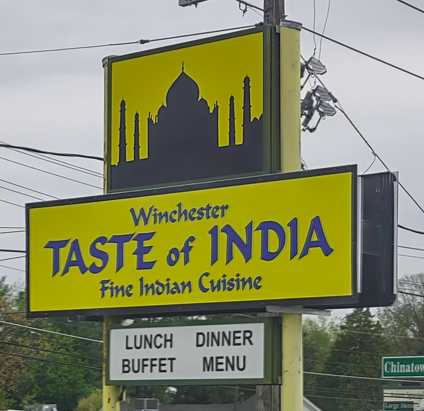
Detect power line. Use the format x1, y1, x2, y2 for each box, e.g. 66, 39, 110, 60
0, 183, 45, 201
0, 140, 102, 178
0, 320, 103, 343
305, 393, 381, 404
399, 253, 424, 260
0, 349, 101, 371
0, 230, 25, 235
0, 143, 102, 161
399, 290, 424, 298
399, 224, 424, 235
0, 248, 26, 254
318, 0, 331, 59
396, 0, 424, 14
0, 155, 102, 190
0, 264, 24, 273
0, 256, 24, 262
0, 24, 258, 57
0, 177, 58, 199
0, 198, 24, 208
303, 26, 424, 82
305, 371, 417, 383
399, 244, 424, 252
305, 358, 380, 369
0, 339, 102, 364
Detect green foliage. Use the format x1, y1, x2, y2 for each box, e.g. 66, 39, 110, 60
303, 317, 339, 389
312, 308, 393, 411
74, 390, 102, 411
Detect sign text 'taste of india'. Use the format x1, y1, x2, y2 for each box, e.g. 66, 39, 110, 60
26, 166, 358, 317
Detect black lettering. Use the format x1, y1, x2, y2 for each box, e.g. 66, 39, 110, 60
237, 355, 246, 371
203, 356, 213, 372
225, 356, 235, 371
125, 336, 132, 350
211, 331, 220, 347
150, 358, 158, 372
132, 358, 140, 373
169, 357, 176, 372
215, 356, 224, 372
164, 333, 173, 348
154, 334, 163, 349
144, 335, 152, 349
233, 330, 242, 346
243, 330, 253, 346
159, 358, 167, 373
122, 359, 130, 373
142, 358, 149, 373
196, 332, 205, 347
222, 331, 231, 346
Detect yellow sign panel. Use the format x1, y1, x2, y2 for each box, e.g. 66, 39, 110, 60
27, 167, 357, 317
106, 27, 279, 193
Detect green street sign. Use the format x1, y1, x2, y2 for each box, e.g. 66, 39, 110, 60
383, 402, 414, 411
383, 356, 424, 379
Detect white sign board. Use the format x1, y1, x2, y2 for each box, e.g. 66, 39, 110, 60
107, 320, 276, 385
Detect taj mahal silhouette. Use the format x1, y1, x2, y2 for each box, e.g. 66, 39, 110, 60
110, 64, 263, 190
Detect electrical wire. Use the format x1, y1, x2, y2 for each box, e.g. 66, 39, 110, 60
0, 178, 58, 199
399, 290, 424, 297
0, 230, 25, 235
305, 393, 381, 404
0, 155, 102, 190
0, 339, 102, 363
326, 96, 424, 220
0, 184, 45, 201
399, 224, 424, 235
318, 0, 331, 59
0, 264, 24, 273
0, 256, 24, 262
0, 24, 258, 57
399, 244, 424, 252
0, 320, 103, 343
305, 371, 415, 383
0, 198, 24, 208
312, 0, 317, 55
0, 143, 102, 161
399, 253, 424, 260
361, 154, 377, 174
396, 0, 424, 14
303, 26, 424, 82
0, 140, 102, 178
0, 248, 26, 253
0, 350, 101, 371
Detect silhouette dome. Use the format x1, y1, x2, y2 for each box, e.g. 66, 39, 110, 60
166, 69, 200, 107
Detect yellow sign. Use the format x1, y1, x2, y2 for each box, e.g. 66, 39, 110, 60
27, 167, 357, 317
106, 27, 279, 192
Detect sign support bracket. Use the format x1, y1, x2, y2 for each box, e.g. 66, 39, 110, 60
266, 306, 331, 316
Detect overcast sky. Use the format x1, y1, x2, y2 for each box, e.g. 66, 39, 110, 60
0, 0, 422, 305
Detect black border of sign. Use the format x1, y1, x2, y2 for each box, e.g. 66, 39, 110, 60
106, 317, 281, 386
25, 165, 358, 318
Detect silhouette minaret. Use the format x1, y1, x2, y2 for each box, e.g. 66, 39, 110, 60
242, 76, 252, 142
229, 96, 236, 146
134, 112, 140, 161
118, 99, 127, 165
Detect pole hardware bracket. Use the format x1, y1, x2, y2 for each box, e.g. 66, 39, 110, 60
266, 306, 332, 316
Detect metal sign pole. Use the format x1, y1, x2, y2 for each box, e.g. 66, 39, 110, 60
279, 19, 302, 411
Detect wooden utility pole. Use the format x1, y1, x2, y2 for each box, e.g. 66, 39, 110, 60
263, 0, 285, 25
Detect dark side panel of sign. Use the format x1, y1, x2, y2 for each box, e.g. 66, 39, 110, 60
106, 27, 279, 193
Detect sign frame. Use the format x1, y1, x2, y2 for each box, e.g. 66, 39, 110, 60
26, 165, 358, 319
106, 317, 281, 386
104, 25, 281, 194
